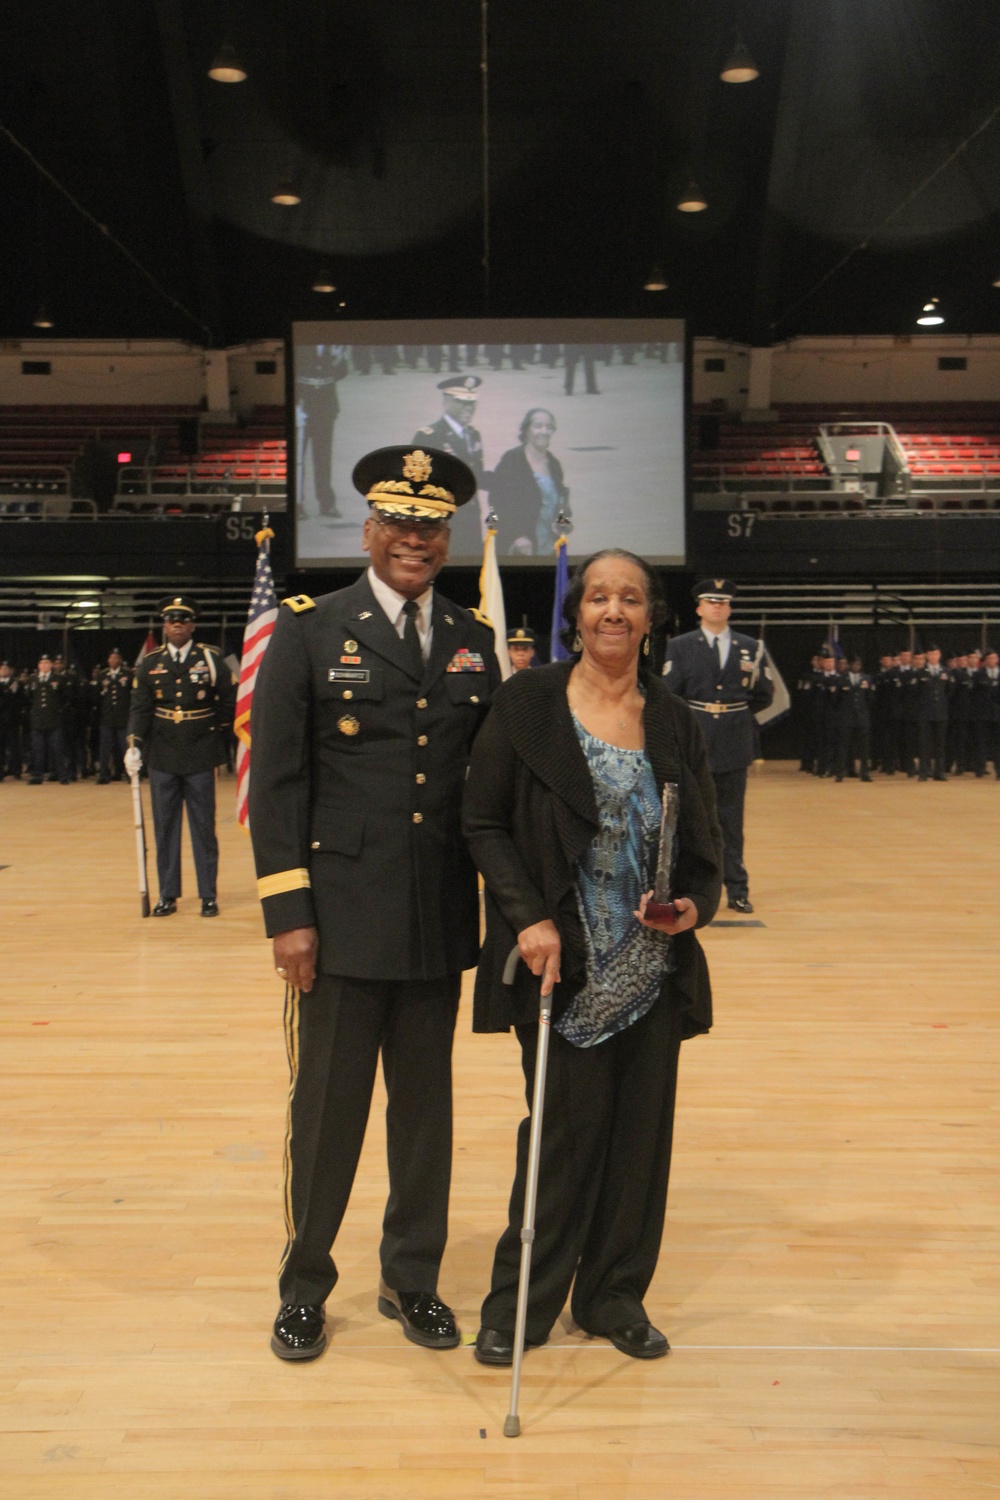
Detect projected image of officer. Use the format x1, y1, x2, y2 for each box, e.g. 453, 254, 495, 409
413, 376, 486, 557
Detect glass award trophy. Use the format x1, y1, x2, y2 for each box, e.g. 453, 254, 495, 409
644, 781, 680, 923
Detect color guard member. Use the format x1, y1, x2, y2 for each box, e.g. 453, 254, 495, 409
663, 580, 773, 913
124, 598, 237, 916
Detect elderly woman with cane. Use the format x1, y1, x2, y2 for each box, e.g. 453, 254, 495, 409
463, 549, 723, 1366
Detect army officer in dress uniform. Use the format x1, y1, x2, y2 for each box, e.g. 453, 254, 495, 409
248, 445, 501, 1363
412, 375, 486, 558
96, 647, 133, 782
124, 598, 237, 917
663, 580, 773, 913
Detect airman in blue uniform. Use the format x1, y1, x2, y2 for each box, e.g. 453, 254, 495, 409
663, 580, 773, 913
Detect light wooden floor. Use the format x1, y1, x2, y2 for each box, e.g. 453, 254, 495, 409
2, 764, 998, 1498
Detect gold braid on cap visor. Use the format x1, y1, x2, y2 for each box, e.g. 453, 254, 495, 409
367, 480, 457, 519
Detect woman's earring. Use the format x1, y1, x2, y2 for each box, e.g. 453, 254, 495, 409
573, 631, 583, 653
643, 635, 650, 657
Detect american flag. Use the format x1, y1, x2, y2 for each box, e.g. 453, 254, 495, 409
235, 528, 279, 830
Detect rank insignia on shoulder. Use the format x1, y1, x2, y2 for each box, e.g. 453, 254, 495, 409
282, 594, 316, 613
337, 715, 360, 736
470, 607, 492, 629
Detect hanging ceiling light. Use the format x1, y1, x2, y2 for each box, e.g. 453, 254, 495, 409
643, 266, 669, 292
311, 269, 337, 293
720, 36, 759, 84
208, 42, 247, 83
677, 180, 708, 212
271, 180, 301, 207
32, 303, 54, 329
916, 297, 945, 326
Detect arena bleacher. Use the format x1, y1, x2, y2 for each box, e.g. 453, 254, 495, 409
692, 402, 1000, 516
0, 405, 286, 518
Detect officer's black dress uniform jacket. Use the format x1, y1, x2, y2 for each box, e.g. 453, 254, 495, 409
249, 574, 500, 979
127, 644, 235, 772
98, 668, 133, 728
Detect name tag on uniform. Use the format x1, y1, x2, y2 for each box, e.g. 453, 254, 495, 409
328, 668, 370, 683
446, 649, 486, 673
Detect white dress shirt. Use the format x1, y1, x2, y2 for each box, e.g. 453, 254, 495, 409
367, 567, 433, 659
168, 641, 194, 664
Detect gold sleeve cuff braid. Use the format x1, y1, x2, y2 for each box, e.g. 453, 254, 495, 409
258, 869, 312, 899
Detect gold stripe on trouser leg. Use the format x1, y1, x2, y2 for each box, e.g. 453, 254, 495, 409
278, 983, 301, 1275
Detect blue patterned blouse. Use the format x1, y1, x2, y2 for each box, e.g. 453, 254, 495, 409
555, 718, 676, 1048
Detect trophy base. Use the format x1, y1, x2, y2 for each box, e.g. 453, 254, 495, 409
644, 900, 679, 924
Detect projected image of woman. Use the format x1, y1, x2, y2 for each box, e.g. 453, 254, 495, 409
491, 408, 570, 556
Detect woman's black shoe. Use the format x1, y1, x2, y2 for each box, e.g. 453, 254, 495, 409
271, 1303, 327, 1361
605, 1321, 669, 1359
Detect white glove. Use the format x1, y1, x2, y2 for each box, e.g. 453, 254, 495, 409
124, 747, 142, 777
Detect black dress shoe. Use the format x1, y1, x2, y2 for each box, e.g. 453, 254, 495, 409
605, 1321, 670, 1360
727, 896, 754, 914
152, 898, 177, 917
472, 1326, 542, 1365
200, 898, 219, 917
377, 1280, 459, 1348
271, 1303, 327, 1361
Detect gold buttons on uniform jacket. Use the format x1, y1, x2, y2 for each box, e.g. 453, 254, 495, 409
416, 697, 427, 709
470, 695, 479, 704
417, 734, 428, 746
415, 773, 426, 784
412, 812, 423, 824
343, 689, 353, 700
311, 841, 320, 849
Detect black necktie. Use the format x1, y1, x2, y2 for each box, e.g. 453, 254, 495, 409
712, 635, 723, 679
402, 599, 424, 680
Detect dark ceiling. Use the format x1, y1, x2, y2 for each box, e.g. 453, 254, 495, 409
2, 0, 1000, 347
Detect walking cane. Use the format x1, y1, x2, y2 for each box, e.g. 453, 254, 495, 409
501, 943, 553, 1439
129, 770, 150, 917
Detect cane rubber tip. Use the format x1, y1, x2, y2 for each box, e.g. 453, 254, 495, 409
503, 1416, 521, 1438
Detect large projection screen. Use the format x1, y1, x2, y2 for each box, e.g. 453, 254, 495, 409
291, 318, 686, 567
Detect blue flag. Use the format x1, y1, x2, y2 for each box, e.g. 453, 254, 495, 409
550, 534, 571, 661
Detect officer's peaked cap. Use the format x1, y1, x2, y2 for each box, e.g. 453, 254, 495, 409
158, 595, 199, 619
693, 577, 735, 602
353, 445, 477, 522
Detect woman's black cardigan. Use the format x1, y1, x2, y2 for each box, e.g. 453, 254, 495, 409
462, 661, 724, 1037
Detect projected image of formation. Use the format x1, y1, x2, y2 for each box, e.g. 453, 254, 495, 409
292, 319, 686, 566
